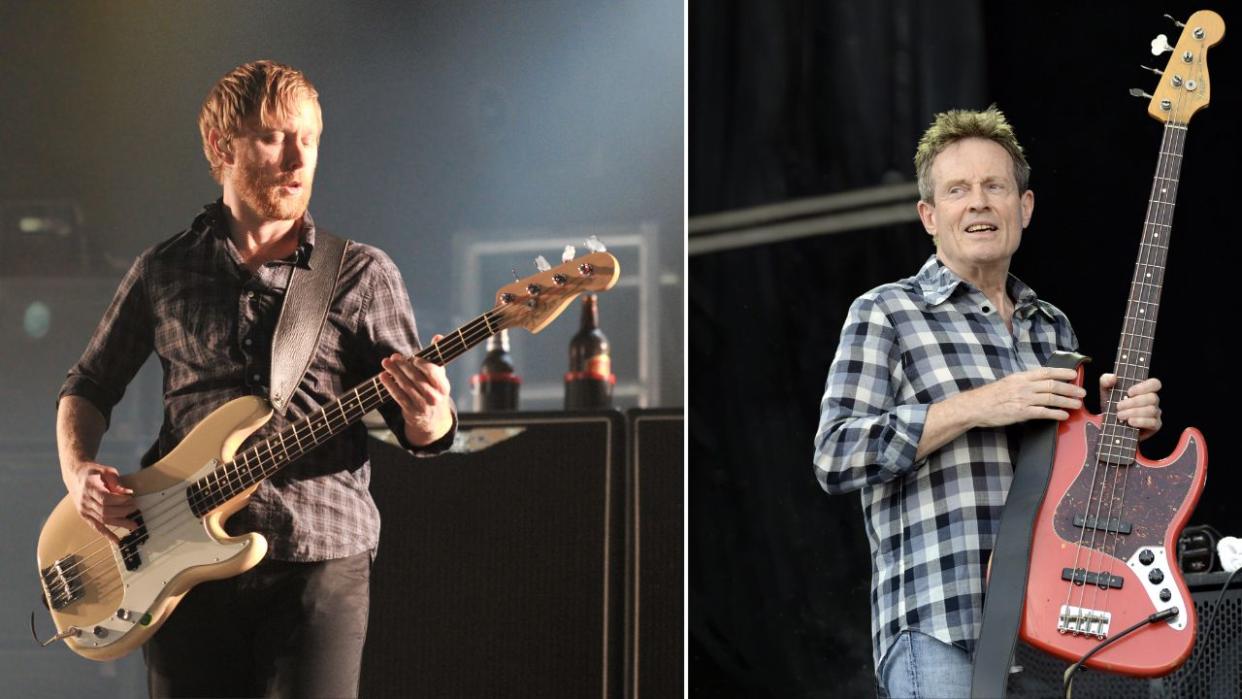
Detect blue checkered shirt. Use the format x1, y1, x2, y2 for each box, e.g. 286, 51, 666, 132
813, 254, 1078, 669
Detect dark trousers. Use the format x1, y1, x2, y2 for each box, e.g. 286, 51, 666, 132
144, 550, 371, 699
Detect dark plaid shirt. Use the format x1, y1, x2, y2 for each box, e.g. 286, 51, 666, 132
60, 200, 454, 561
813, 254, 1078, 668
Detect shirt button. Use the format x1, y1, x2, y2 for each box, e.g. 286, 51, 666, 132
244, 338, 253, 347
982, 305, 992, 313
252, 373, 261, 382
247, 291, 256, 300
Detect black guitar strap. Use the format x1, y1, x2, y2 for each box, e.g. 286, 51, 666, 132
970, 351, 1089, 699
269, 230, 349, 416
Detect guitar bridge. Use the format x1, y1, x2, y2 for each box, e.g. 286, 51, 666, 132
40, 556, 85, 611
1058, 605, 1111, 638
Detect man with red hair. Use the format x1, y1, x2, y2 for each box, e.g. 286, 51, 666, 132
57, 60, 455, 697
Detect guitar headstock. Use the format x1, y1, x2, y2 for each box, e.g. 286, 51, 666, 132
491, 251, 620, 334
1145, 10, 1225, 124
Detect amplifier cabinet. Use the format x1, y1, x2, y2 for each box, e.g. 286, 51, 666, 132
623, 408, 684, 698
1011, 571, 1242, 698
363, 411, 626, 699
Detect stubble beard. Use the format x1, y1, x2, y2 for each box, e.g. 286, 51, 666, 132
234, 162, 313, 222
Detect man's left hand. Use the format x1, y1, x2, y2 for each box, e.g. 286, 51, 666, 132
380, 335, 454, 447
1100, 373, 1162, 441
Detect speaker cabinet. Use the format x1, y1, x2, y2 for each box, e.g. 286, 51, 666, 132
1011, 571, 1242, 698
362, 411, 626, 698
624, 408, 683, 698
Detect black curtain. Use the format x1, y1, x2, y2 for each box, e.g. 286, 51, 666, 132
690, 1, 985, 696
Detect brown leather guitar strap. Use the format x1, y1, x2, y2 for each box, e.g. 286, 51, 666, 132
971, 350, 1089, 699
268, 230, 349, 416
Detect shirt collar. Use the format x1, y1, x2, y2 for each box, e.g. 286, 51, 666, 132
914, 254, 1056, 321
194, 199, 318, 268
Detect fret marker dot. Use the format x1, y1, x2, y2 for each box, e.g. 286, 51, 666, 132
1140, 309, 1145, 314
1146, 273, 1152, 278
1115, 439, 1122, 445
1162, 188, 1167, 193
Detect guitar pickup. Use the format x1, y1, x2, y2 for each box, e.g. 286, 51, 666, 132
1072, 514, 1132, 535
118, 512, 148, 572
1062, 567, 1124, 590
41, 555, 85, 611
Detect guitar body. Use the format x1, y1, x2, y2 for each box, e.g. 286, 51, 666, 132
1019, 383, 1207, 676
36, 396, 272, 660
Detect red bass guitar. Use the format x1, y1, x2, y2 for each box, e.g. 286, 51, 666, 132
1017, 10, 1222, 676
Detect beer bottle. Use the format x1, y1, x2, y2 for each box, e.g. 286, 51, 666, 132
471, 328, 520, 411
564, 294, 614, 409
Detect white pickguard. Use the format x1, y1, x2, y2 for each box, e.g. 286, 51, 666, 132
1126, 546, 1188, 631
73, 459, 252, 650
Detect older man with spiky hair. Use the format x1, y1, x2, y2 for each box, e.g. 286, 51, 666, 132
813, 107, 1164, 698
56, 60, 456, 698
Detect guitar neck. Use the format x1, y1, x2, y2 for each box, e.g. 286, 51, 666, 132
1099, 121, 1187, 462
187, 309, 505, 515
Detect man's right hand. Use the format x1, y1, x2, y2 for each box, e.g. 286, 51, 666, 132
968, 367, 1085, 428
916, 367, 1085, 462
67, 462, 138, 544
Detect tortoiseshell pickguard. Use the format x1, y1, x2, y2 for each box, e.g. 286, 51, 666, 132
1053, 422, 1199, 562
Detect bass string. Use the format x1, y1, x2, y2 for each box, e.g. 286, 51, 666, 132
1091, 101, 1190, 617
46, 374, 396, 597
45, 264, 607, 616
175, 310, 505, 510
45, 378, 392, 601
50, 535, 206, 613
1066, 104, 1186, 623
45, 303, 518, 601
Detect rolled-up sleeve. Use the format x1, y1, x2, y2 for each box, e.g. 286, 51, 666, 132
58, 253, 155, 427
813, 296, 927, 494
356, 247, 457, 457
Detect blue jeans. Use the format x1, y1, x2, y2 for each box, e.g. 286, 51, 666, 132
876, 629, 972, 699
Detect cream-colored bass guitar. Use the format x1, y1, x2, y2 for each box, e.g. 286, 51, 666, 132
35, 251, 619, 660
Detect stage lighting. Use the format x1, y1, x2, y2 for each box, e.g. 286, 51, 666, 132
0, 200, 87, 275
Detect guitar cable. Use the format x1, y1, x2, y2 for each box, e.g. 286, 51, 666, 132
1061, 606, 1179, 699
1061, 536, 1242, 699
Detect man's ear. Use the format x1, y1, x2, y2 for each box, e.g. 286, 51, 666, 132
916, 199, 937, 237
207, 128, 235, 169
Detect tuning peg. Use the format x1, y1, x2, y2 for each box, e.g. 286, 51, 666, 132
511, 268, 520, 283
534, 255, 551, 272
1163, 14, 1185, 29
562, 245, 576, 263
1140, 64, 1164, 76
1129, 88, 1154, 99
584, 235, 607, 253
1151, 34, 1174, 56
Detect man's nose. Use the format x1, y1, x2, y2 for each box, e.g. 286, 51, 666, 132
967, 185, 990, 209
283, 141, 305, 170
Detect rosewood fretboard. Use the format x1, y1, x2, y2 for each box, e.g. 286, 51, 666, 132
1097, 121, 1187, 466
186, 309, 504, 516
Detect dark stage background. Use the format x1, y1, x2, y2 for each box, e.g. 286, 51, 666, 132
691, 1, 1241, 696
